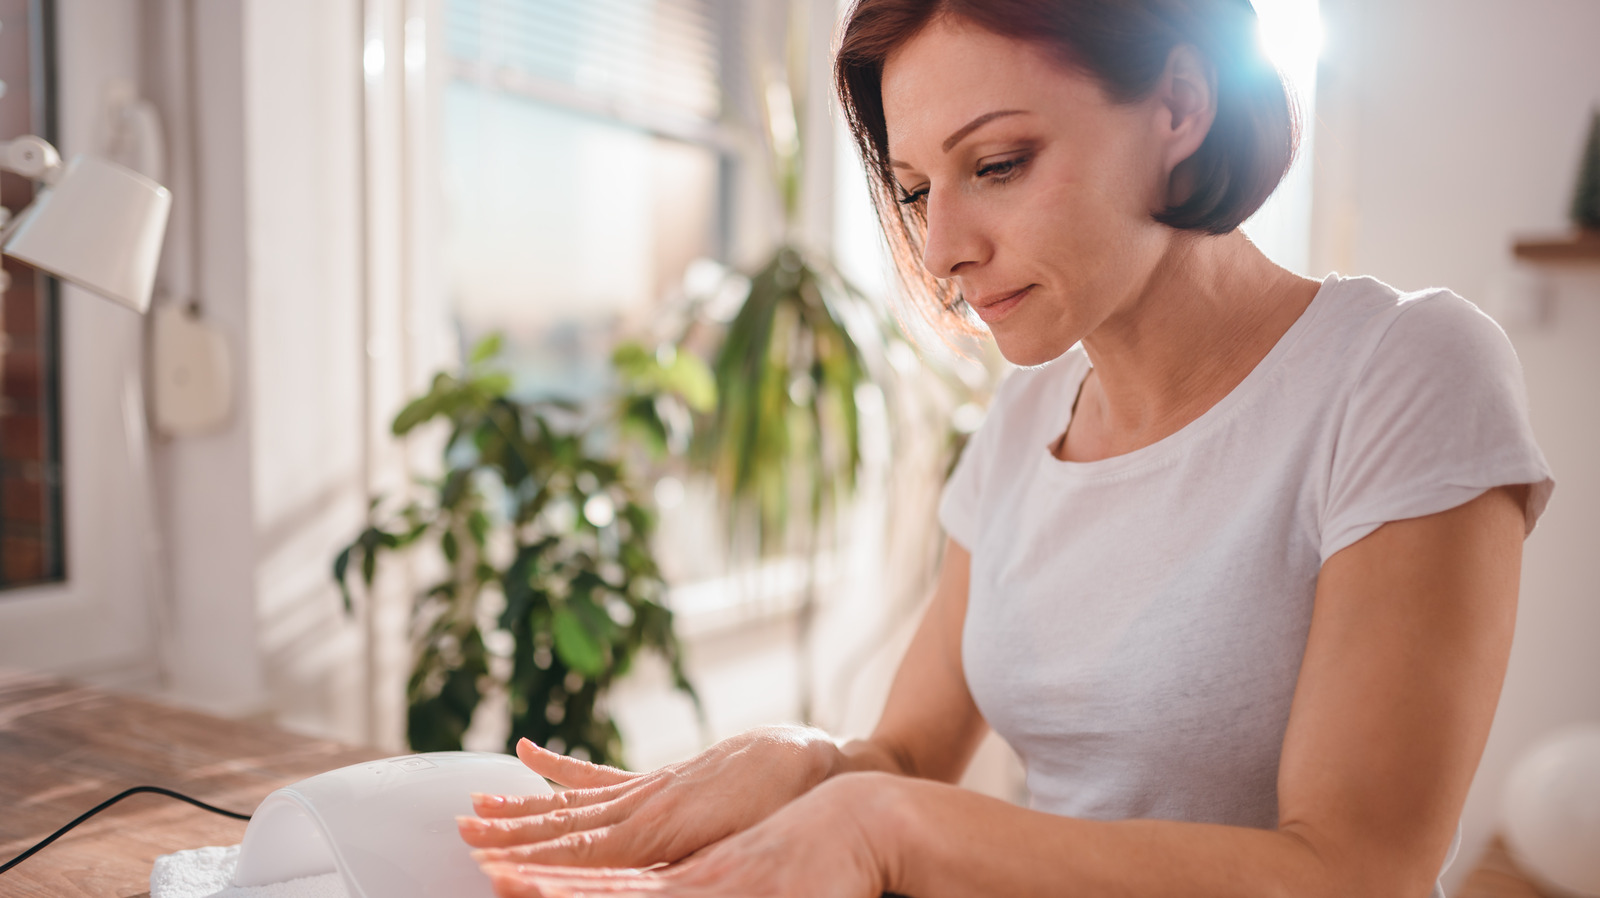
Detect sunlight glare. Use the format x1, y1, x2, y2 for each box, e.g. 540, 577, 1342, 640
1253, 0, 1323, 88
363, 37, 386, 80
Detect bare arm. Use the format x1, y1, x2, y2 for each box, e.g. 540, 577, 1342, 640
861, 485, 1526, 897
827, 538, 991, 784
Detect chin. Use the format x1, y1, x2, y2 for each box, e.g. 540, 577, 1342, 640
990, 330, 1077, 369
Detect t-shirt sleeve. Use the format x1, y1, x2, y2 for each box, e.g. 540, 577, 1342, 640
1321, 292, 1554, 561
939, 370, 1020, 552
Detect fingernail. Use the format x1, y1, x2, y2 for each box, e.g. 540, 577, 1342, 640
482, 862, 523, 884
472, 792, 507, 808
456, 815, 489, 834
476, 847, 515, 862
517, 737, 537, 751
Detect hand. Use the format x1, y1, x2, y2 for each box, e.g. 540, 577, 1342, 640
471, 773, 897, 898
457, 727, 839, 868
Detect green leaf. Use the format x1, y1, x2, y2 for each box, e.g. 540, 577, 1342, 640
466, 509, 491, 548
662, 352, 717, 412
470, 332, 505, 366
570, 590, 620, 644
360, 541, 378, 586
471, 371, 514, 399
407, 698, 463, 752
396, 519, 430, 548
551, 606, 607, 677
332, 547, 353, 614
440, 468, 473, 508
611, 341, 651, 374
392, 393, 440, 435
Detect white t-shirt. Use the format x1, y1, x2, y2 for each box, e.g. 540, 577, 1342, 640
939, 273, 1553, 892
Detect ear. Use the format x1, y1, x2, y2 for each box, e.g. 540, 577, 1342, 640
1154, 44, 1217, 174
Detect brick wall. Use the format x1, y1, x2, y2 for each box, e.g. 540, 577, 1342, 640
0, 0, 64, 590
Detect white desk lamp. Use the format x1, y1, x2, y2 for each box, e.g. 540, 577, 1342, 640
0, 133, 172, 313
0, 130, 230, 436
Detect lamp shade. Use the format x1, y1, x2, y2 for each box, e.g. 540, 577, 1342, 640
2, 154, 171, 313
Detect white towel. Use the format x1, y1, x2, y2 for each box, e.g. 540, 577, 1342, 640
149, 844, 348, 898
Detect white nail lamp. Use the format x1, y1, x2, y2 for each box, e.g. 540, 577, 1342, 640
0, 134, 172, 314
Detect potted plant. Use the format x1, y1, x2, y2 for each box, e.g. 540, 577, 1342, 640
334, 335, 706, 764
664, 1, 902, 725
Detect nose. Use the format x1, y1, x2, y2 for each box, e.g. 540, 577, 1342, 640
918, 189, 987, 279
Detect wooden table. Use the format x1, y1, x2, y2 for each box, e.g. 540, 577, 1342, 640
0, 671, 384, 897
0, 671, 1555, 897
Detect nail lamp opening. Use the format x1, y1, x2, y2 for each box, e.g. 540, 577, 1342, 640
232, 751, 553, 898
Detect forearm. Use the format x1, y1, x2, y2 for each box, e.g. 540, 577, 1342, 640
853, 773, 1406, 898
729, 727, 917, 799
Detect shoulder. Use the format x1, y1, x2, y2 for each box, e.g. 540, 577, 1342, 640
1314, 275, 1550, 557
1321, 275, 1520, 380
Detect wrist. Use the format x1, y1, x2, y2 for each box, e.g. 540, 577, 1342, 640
807, 732, 848, 785
820, 772, 915, 893
739, 724, 843, 789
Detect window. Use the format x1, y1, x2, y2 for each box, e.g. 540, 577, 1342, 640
441, 0, 734, 400
0, 0, 63, 590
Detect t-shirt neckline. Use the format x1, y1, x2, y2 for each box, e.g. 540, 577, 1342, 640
1042, 272, 1342, 480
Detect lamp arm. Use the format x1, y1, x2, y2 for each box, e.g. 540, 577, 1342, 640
0, 135, 64, 182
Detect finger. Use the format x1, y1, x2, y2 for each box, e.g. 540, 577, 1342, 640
481, 862, 666, 897
483, 862, 573, 898
457, 799, 627, 848
471, 784, 625, 819
517, 738, 637, 789
471, 825, 655, 868
481, 863, 546, 898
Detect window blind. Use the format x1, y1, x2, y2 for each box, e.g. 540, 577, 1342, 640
446, 0, 723, 124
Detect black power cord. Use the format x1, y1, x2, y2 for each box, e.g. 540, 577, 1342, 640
0, 785, 252, 875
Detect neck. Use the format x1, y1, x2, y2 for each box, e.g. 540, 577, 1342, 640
1071, 230, 1317, 457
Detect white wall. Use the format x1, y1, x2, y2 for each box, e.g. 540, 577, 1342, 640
166, 0, 266, 711
125, 0, 375, 736
1310, 0, 1600, 888
1489, 267, 1600, 880
241, 0, 371, 742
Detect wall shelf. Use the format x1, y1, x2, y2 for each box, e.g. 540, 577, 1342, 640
1513, 230, 1600, 262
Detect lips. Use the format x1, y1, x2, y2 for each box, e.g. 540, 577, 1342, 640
968, 285, 1032, 324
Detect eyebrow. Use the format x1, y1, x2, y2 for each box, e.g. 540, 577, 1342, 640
890, 109, 1029, 169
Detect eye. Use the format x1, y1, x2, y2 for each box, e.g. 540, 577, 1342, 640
898, 186, 928, 206
976, 154, 1030, 182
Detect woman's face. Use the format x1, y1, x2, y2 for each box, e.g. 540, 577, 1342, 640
881, 16, 1190, 367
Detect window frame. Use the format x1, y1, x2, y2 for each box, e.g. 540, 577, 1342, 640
0, 0, 65, 592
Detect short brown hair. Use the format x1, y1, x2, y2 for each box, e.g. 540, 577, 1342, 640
834, 0, 1299, 330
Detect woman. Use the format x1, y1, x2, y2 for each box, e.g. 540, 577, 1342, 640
458, 1, 1554, 895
